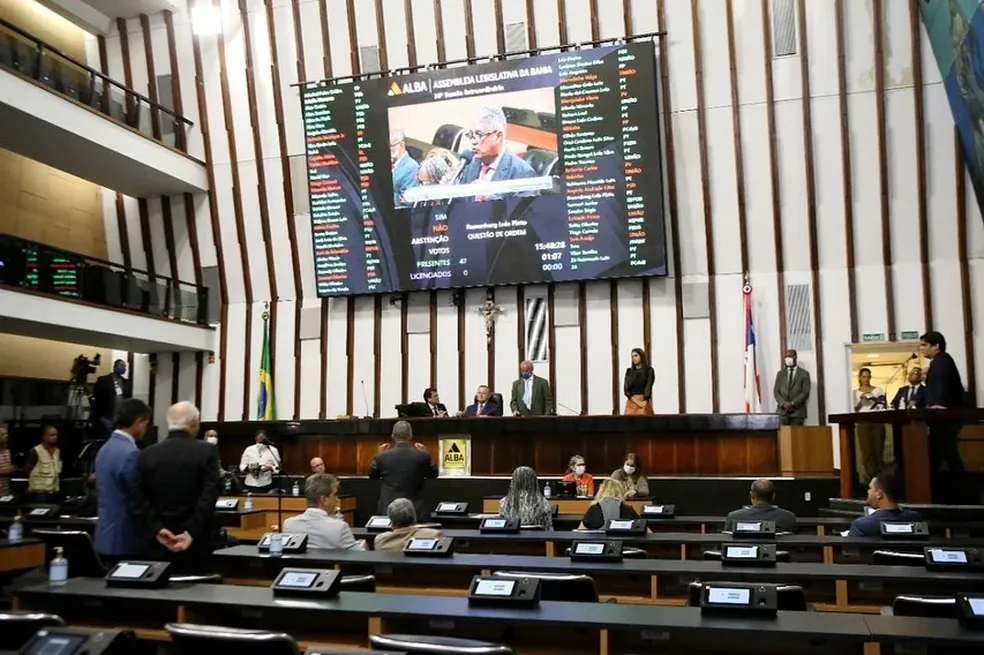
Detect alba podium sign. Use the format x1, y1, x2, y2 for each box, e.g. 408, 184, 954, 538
439, 435, 471, 477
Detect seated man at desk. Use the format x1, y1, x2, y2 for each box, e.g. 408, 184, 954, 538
848, 472, 921, 537
373, 498, 443, 551
283, 473, 365, 550
724, 479, 797, 533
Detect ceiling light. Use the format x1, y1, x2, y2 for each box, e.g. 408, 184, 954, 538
191, 4, 222, 36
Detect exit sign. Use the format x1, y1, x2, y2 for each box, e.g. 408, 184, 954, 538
900, 331, 919, 340
862, 333, 886, 342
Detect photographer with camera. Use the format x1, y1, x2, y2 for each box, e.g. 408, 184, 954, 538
91, 359, 133, 436
238, 431, 280, 494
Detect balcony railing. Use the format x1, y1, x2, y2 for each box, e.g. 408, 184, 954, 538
0, 233, 211, 326
0, 18, 194, 151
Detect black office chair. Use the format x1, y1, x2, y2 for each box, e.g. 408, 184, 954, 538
431, 125, 465, 153
165, 623, 301, 655
492, 571, 597, 603
687, 582, 809, 612
891, 595, 959, 619
32, 529, 107, 577
370, 634, 512, 654
0, 611, 64, 651
872, 550, 924, 566
339, 574, 377, 593
702, 549, 793, 563
522, 149, 559, 177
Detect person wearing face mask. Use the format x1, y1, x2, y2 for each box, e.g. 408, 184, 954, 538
609, 453, 649, 498
562, 454, 595, 497
510, 360, 555, 416
91, 358, 133, 436
772, 349, 811, 426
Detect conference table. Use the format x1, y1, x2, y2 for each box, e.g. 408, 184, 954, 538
0, 538, 44, 574
13, 578, 984, 654
212, 545, 984, 612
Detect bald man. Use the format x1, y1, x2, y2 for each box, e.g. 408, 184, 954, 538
310, 457, 325, 474
509, 360, 554, 416
130, 402, 220, 571
723, 479, 797, 534
390, 129, 419, 207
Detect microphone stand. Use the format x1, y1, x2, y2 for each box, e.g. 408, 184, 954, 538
264, 442, 284, 531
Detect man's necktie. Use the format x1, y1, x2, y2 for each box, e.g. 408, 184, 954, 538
787, 369, 793, 389
478, 403, 484, 414
479, 163, 490, 180
432, 406, 438, 416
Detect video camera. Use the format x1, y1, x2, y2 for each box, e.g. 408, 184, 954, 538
71, 353, 102, 386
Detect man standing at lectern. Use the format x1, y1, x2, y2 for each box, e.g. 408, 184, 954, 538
369, 421, 437, 517
510, 360, 554, 416
773, 349, 811, 426
920, 331, 966, 503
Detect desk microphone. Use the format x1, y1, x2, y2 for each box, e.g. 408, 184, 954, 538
555, 402, 583, 416
360, 379, 372, 418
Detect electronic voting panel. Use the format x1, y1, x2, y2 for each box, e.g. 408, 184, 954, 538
925, 547, 984, 572
879, 521, 929, 539
468, 575, 540, 608
700, 582, 779, 617
105, 561, 172, 588
720, 543, 777, 567
731, 520, 776, 538
272, 568, 342, 598
480, 516, 520, 533
570, 540, 623, 561
403, 536, 455, 557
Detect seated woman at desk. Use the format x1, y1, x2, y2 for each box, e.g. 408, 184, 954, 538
609, 452, 649, 498
498, 466, 553, 530
561, 454, 595, 497
373, 498, 443, 551
577, 479, 643, 530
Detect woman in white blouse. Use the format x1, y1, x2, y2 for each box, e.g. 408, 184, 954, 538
853, 367, 887, 484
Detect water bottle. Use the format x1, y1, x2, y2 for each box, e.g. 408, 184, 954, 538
268, 525, 284, 556
244, 492, 253, 511
8, 514, 23, 543
49, 546, 68, 586
223, 475, 232, 492
543, 483, 551, 499
291, 481, 300, 497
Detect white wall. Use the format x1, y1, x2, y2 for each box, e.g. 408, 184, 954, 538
94, 0, 983, 428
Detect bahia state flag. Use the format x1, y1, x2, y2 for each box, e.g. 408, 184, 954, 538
743, 280, 761, 413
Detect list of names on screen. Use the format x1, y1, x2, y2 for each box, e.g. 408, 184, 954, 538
302, 41, 667, 297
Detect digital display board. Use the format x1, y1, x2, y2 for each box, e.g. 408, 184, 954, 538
302, 41, 666, 296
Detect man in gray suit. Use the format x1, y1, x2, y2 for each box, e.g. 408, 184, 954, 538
773, 349, 811, 425
460, 106, 536, 200
510, 360, 554, 416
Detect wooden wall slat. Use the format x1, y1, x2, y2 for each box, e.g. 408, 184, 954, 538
578, 282, 587, 411
725, 3, 748, 274
655, 0, 686, 412
346, 0, 361, 75
872, 0, 896, 340
760, 0, 788, 353
588, 0, 599, 41
170, 352, 180, 404
139, 15, 161, 139
404, 0, 418, 67
434, 0, 446, 62
494, 0, 505, 55
163, 12, 186, 149
955, 129, 978, 406
464, 0, 475, 59
374, 0, 389, 71
402, 295, 410, 404
159, 196, 180, 291
610, 280, 619, 415
117, 18, 134, 115
136, 198, 156, 278
622, 0, 632, 37
690, 0, 719, 412
834, 0, 859, 342
557, 0, 568, 45
457, 296, 466, 410
318, 0, 332, 78
319, 300, 329, 419
374, 296, 382, 417
547, 284, 556, 401
909, 0, 932, 331
487, 288, 496, 394
346, 299, 355, 416
797, 0, 827, 424
525, 0, 537, 50
430, 293, 438, 387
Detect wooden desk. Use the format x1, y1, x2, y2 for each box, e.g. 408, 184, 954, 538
0, 538, 45, 573
217, 495, 356, 540
206, 413, 784, 477
212, 545, 984, 612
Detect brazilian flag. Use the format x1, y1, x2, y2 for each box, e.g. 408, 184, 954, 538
257, 312, 275, 420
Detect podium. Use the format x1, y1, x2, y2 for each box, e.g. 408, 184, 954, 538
828, 409, 984, 504
777, 426, 834, 477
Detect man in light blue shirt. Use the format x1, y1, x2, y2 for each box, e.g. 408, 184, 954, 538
95, 398, 151, 559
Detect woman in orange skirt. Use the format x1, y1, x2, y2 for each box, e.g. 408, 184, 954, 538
623, 347, 655, 415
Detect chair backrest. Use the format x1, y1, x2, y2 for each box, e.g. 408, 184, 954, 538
522, 148, 559, 177
872, 550, 925, 566
622, 547, 648, 559
490, 393, 504, 410
170, 573, 223, 585
492, 571, 597, 603
339, 574, 376, 593
32, 529, 106, 578
0, 611, 64, 651
431, 125, 464, 153
370, 633, 512, 654
892, 595, 959, 619
687, 582, 807, 611
165, 623, 301, 655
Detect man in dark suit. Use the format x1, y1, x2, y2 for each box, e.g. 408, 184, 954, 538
772, 349, 811, 425
920, 331, 966, 502
723, 479, 797, 534
460, 106, 536, 200
510, 360, 554, 416
464, 385, 502, 417
368, 421, 437, 516
423, 387, 447, 417
91, 359, 133, 436
891, 367, 927, 410
94, 398, 151, 561
130, 401, 220, 572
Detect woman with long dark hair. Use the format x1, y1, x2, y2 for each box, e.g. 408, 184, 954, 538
623, 347, 655, 415
498, 466, 553, 529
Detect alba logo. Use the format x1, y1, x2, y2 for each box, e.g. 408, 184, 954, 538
389, 80, 427, 96
443, 441, 466, 467
388, 82, 402, 96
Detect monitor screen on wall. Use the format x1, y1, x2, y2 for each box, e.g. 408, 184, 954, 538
301, 41, 667, 297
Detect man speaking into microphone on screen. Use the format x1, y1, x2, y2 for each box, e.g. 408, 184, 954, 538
460, 106, 537, 199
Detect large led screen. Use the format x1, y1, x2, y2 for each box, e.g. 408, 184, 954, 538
302, 41, 666, 296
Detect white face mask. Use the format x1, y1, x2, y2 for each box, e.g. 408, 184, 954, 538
784, 357, 795, 368
206, 437, 218, 445
623, 465, 635, 475
574, 465, 586, 476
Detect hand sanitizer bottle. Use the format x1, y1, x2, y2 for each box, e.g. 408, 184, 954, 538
49, 546, 68, 586
8, 513, 23, 543
543, 483, 552, 499
244, 492, 253, 511
292, 481, 300, 497
268, 525, 283, 556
